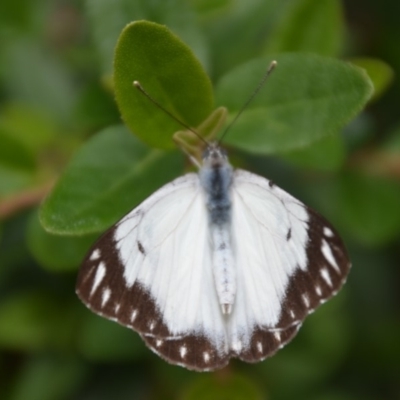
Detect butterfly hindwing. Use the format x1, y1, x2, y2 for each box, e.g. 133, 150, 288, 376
142, 333, 229, 371
237, 324, 301, 363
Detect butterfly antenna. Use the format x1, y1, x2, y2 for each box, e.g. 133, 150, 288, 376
217, 60, 277, 144
133, 81, 208, 146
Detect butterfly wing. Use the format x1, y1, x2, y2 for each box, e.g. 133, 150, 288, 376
228, 169, 351, 363
77, 168, 350, 370
76, 173, 230, 371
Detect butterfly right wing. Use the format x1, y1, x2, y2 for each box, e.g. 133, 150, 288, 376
227, 169, 350, 363
76, 173, 230, 371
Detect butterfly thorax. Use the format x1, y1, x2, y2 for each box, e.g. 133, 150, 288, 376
199, 144, 236, 315
199, 145, 233, 225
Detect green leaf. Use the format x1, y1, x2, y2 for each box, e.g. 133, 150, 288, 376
86, 0, 209, 74
350, 57, 394, 102
114, 20, 214, 149
336, 172, 400, 245
265, 0, 344, 56
182, 374, 263, 400
77, 312, 145, 361
0, 127, 36, 171
216, 53, 373, 154
282, 134, 345, 171
40, 125, 183, 235
26, 211, 97, 272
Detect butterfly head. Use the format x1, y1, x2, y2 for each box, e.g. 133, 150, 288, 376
202, 143, 229, 168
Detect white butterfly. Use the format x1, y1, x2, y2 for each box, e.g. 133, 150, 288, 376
76, 140, 350, 371
76, 61, 350, 370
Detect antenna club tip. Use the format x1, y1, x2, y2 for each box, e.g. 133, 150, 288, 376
133, 80, 141, 87
268, 60, 278, 72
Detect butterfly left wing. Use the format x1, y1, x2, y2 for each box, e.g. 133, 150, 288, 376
76, 173, 230, 371
227, 169, 351, 363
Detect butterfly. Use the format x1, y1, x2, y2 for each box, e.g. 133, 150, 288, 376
76, 66, 351, 371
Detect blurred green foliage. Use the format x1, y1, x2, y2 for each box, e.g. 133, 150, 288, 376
0, 0, 399, 399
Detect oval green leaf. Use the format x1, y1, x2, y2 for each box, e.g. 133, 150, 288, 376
216, 53, 373, 154
40, 125, 183, 235
114, 20, 214, 149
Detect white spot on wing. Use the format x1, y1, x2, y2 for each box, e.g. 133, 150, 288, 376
290, 309, 295, 319
90, 249, 101, 260
179, 345, 187, 358
156, 339, 163, 347
232, 340, 242, 352
315, 285, 322, 296
302, 293, 310, 307
101, 287, 111, 306
320, 268, 333, 287
203, 352, 210, 363
115, 303, 120, 313
131, 309, 137, 322
274, 332, 281, 342
321, 239, 340, 273
257, 341, 263, 353
323, 227, 334, 237
90, 262, 106, 295
149, 321, 155, 331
